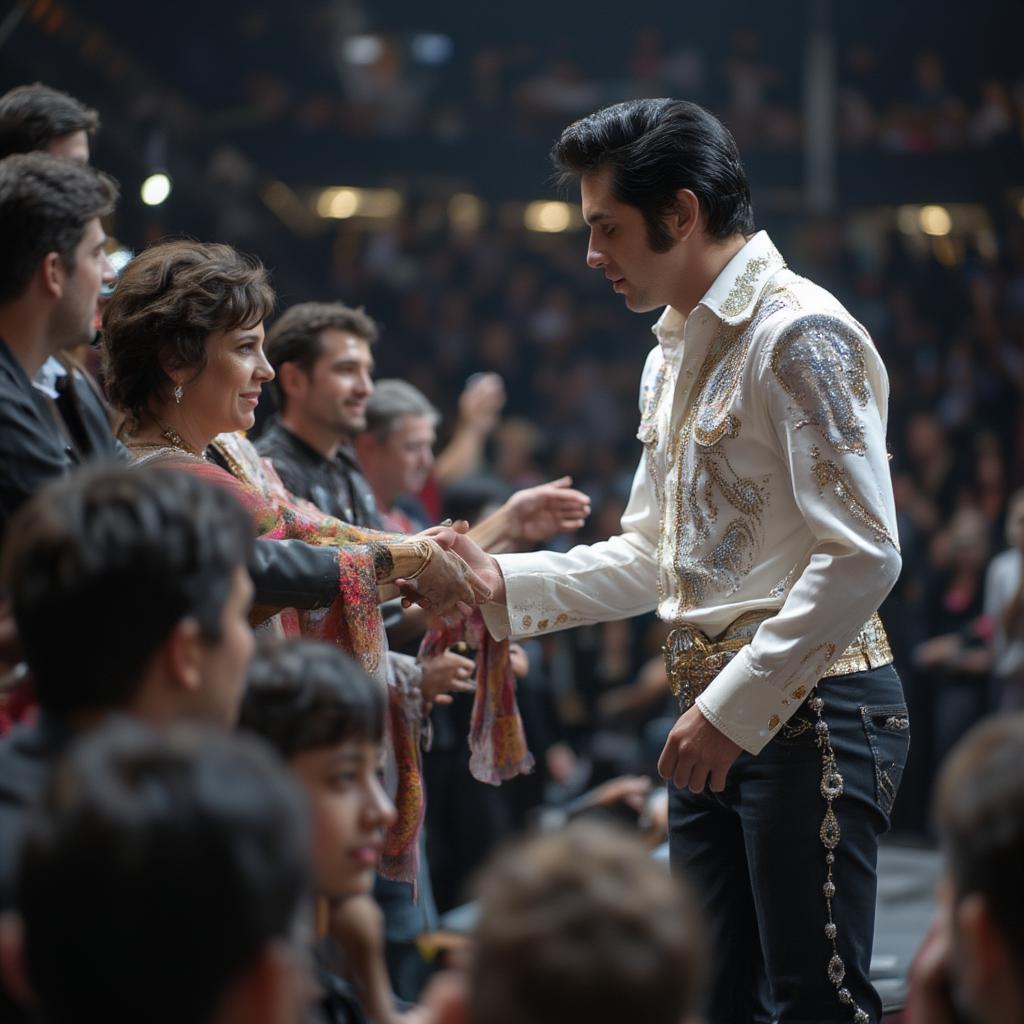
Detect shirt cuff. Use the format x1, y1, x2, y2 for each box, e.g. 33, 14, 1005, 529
695, 646, 801, 755
480, 601, 512, 641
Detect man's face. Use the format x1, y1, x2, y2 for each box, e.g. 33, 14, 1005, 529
195, 566, 256, 726
46, 129, 90, 163
290, 739, 396, 901
300, 329, 375, 440
581, 167, 684, 314
379, 414, 436, 498
53, 217, 114, 349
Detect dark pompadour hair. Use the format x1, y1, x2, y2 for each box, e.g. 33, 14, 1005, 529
0, 152, 118, 304
2, 465, 254, 718
551, 98, 755, 250
17, 720, 310, 1024
0, 82, 99, 158
239, 637, 385, 758
102, 239, 275, 424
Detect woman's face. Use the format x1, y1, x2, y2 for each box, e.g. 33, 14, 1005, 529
173, 323, 273, 442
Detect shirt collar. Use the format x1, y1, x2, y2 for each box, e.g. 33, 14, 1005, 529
651, 231, 786, 353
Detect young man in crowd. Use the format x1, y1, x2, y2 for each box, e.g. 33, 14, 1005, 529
0, 82, 98, 162
426, 821, 704, 1024
238, 638, 401, 1024
447, 98, 907, 1023
259, 300, 589, 549
0, 720, 315, 1024
0, 465, 257, 909
906, 713, 1024, 1024
0, 152, 118, 531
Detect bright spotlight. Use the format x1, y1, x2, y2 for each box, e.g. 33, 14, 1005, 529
140, 173, 171, 206
524, 201, 572, 233
343, 35, 383, 65
919, 205, 952, 237
317, 187, 360, 219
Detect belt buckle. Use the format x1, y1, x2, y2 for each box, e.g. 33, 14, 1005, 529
664, 625, 724, 714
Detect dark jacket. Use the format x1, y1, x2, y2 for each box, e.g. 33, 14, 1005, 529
256, 418, 382, 529
0, 338, 340, 609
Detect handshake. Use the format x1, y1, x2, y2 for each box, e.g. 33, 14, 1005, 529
388, 522, 506, 623
381, 475, 591, 623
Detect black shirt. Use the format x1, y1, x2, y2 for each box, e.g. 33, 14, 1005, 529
257, 419, 382, 530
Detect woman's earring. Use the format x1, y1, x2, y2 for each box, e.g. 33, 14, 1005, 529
173, 384, 184, 404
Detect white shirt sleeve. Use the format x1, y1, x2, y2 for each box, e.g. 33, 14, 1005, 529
481, 349, 664, 641
696, 314, 902, 754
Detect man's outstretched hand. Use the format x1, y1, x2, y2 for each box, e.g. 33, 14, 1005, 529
503, 477, 591, 542
657, 704, 742, 793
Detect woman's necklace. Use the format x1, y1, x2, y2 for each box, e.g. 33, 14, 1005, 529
125, 423, 208, 460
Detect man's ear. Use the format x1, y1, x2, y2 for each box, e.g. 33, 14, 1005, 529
39, 252, 66, 301
0, 912, 36, 1011
162, 617, 205, 696
670, 189, 702, 243
277, 362, 308, 406
956, 892, 1011, 991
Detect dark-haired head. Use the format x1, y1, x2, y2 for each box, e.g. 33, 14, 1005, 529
16, 719, 312, 1024
935, 713, 1024, 987
551, 98, 754, 250
264, 301, 378, 414
102, 239, 275, 428
239, 638, 384, 757
469, 821, 705, 1024
239, 639, 394, 900
0, 152, 117, 309
2, 464, 255, 721
0, 82, 99, 161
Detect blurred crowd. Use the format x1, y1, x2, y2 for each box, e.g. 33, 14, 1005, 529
1, 29, 1024, 1018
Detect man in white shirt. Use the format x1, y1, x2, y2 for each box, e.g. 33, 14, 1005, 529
443, 99, 909, 1023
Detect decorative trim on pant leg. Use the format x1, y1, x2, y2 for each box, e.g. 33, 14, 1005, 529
810, 692, 870, 1024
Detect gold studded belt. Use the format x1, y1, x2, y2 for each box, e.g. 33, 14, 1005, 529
663, 610, 893, 714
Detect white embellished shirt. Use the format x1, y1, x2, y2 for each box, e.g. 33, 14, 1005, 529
481, 231, 901, 754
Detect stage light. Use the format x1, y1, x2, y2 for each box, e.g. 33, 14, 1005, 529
140, 173, 171, 206
317, 187, 360, 219
315, 187, 403, 220
448, 193, 485, 233
343, 35, 383, 65
919, 205, 952, 237
411, 34, 453, 64
525, 201, 572, 233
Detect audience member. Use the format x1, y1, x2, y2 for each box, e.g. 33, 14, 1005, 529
0, 152, 117, 532
906, 713, 1024, 1024
0, 82, 98, 161
983, 489, 1024, 709
0, 720, 314, 1024
239, 638, 400, 1024
427, 821, 705, 1024
0, 465, 256, 909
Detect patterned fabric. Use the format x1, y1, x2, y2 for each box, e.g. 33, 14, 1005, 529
417, 612, 534, 786
127, 432, 423, 884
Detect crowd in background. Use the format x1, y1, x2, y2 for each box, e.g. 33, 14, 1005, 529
1, 6, 1024, 1018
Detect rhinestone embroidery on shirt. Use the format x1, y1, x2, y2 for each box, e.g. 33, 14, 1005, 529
812, 461, 897, 548
718, 255, 772, 317
770, 315, 871, 455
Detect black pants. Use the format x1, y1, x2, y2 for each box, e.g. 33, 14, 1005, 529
669, 665, 909, 1024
